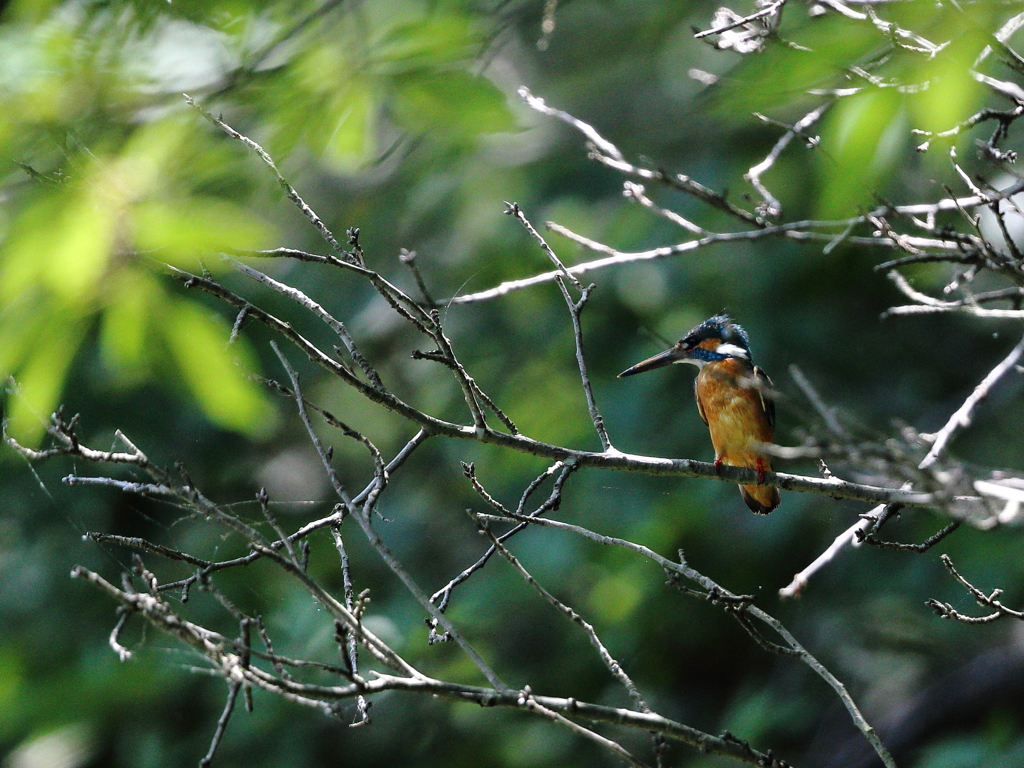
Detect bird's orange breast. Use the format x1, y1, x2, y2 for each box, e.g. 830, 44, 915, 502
694, 358, 774, 467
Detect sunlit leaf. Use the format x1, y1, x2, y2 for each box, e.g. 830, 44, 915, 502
99, 268, 162, 380
324, 80, 377, 173
392, 69, 514, 138
4, 310, 87, 444
911, 32, 987, 135
45, 186, 118, 301
293, 42, 351, 95
115, 117, 192, 197
0, 185, 116, 306
710, 17, 880, 116
262, 43, 359, 162
374, 15, 479, 71
132, 197, 272, 267
0, 298, 47, 379
815, 88, 906, 218
161, 298, 274, 436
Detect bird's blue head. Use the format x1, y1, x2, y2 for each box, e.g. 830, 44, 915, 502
618, 314, 752, 376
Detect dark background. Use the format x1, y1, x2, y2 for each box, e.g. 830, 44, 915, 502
1, 1, 1023, 767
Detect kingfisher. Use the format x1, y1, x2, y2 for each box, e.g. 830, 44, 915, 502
618, 314, 780, 514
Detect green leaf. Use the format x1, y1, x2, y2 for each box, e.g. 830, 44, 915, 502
1, 186, 116, 306
815, 88, 907, 219
710, 17, 880, 116
161, 298, 275, 437
46, 187, 118, 301
0, 298, 47, 380
292, 43, 352, 95
324, 81, 377, 173
392, 69, 515, 139
4, 310, 87, 445
99, 268, 162, 380
374, 16, 479, 71
115, 117, 192, 198
132, 197, 272, 268
910, 31, 988, 135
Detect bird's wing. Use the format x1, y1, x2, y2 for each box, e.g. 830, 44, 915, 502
753, 366, 776, 431
693, 377, 709, 426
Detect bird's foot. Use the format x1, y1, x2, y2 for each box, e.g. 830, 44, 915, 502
714, 457, 723, 475
756, 458, 766, 485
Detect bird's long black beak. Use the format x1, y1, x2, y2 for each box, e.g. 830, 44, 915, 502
617, 346, 685, 377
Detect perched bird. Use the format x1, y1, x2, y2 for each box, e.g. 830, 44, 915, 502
618, 314, 780, 514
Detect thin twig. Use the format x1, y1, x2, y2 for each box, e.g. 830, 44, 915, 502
779, 504, 889, 599
505, 201, 583, 291
71, 564, 788, 767
448, 219, 965, 305
522, 693, 651, 768
623, 182, 707, 235
464, 478, 651, 713
927, 553, 1024, 623
500, 204, 620, 452
789, 365, 850, 439
482, 508, 895, 767
919, 333, 1024, 468
199, 682, 241, 768
331, 526, 371, 726
271, 343, 508, 692
431, 462, 571, 612
858, 520, 961, 551
185, 96, 351, 262
230, 258, 384, 390
746, 104, 829, 218
694, 0, 786, 40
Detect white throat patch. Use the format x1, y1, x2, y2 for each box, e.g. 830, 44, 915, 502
716, 343, 749, 360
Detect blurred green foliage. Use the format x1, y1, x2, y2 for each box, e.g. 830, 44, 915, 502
2, 1, 1024, 768
0, 0, 514, 443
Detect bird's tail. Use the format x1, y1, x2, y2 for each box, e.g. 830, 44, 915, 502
740, 484, 780, 515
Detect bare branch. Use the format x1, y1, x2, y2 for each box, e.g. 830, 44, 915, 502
789, 365, 850, 439
927, 554, 1024, 623
623, 182, 707, 235
185, 96, 352, 263
519, 87, 624, 161
520, 88, 764, 226
108, 608, 134, 662
482, 524, 652, 712
70, 565, 792, 767
522, 692, 651, 768
505, 200, 583, 291
505, 202, 614, 451
919, 333, 1024, 468
746, 104, 829, 218
230, 258, 384, 390
448, 218, 966, 305
199, 682, 241, 768
779, 504, 889, 599
431, 462, 571, 612
858, 519, 961, 551
482, 507, 895, 767
465, 468, 650, 713
694, 0, 786, 41
270, 343, 509, 692
331, 527, 371, 726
